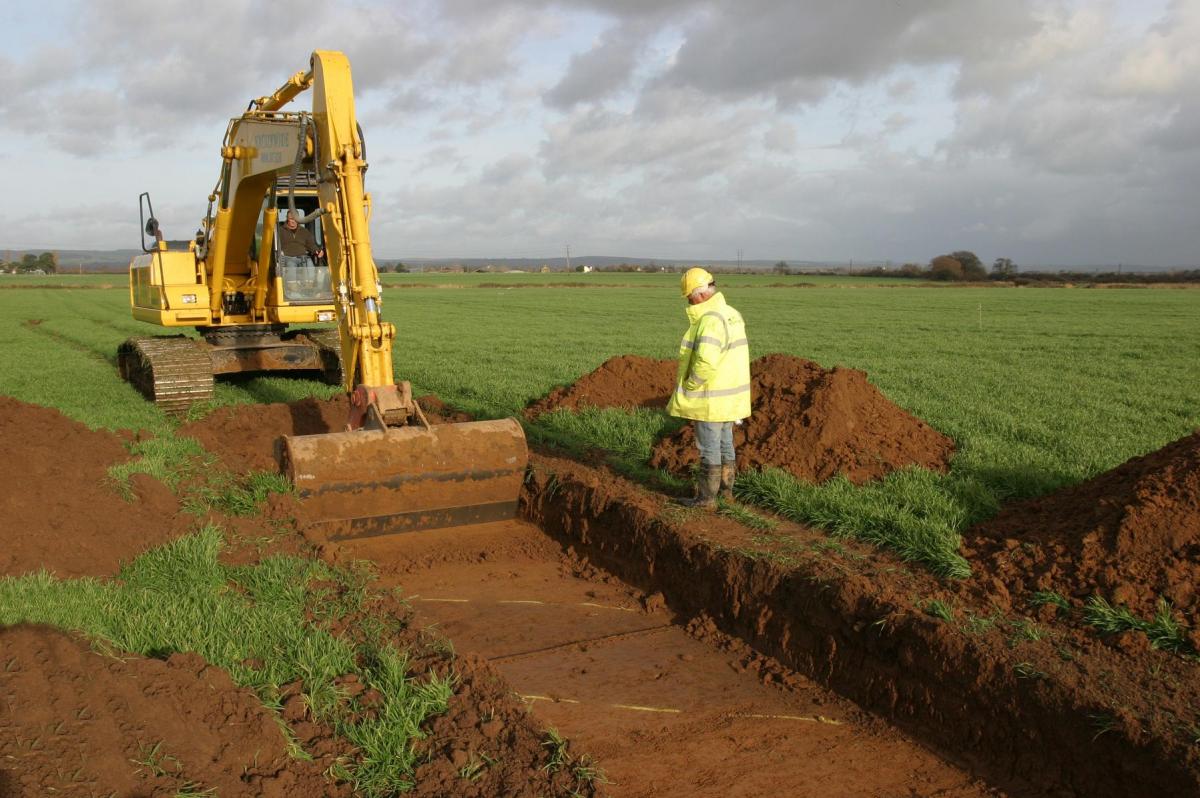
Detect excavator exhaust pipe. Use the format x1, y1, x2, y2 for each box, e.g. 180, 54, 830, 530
280, 418, 529, 541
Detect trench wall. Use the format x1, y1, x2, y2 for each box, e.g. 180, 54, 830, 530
521, 458, 1199, 798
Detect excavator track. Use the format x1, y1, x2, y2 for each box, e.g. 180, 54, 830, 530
117, 336, 214, 415
294, 328, 344, 387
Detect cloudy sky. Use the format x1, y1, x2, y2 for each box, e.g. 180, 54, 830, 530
2, 0, 1196, 266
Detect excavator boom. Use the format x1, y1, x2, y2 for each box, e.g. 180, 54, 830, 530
275, 50, 529, 538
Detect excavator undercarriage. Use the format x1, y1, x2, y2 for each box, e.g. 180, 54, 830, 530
118, 327, 342, 414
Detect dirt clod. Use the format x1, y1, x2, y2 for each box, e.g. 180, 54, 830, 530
527, 354, 677, 415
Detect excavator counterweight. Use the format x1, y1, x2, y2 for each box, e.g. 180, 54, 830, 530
123, 50, 528, 538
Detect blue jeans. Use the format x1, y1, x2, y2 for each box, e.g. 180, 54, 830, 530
694, 421, 735, 467
280, 254, 311, 270
280, 255, 332, 301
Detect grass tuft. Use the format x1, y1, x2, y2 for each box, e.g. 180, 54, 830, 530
540, 728, 608, 795
1014, 661, 1046, 680
960, 610, 1001, 636
923, 599, 955, 623
1084, 596, 1195, 656
716, 499, 778, 531
1029, 590, 1072, 613
0, 527, 449, 795
108, 436, 209, 495
541, 728, 570, 774
182, 470, 294, 516
737, 468, 971, 579
528, 406, 684, 464
1008, 618, 1046, 644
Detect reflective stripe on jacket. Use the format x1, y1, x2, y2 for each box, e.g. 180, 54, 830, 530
666, 291, 752, 422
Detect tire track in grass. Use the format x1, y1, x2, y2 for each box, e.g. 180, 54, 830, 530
22, 318, 119, 367
5, 319, 169, 433
81, 312, 151, 338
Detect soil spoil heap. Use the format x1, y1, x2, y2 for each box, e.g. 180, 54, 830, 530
0, 624, 339, 797
0, 396, 181, 578
652, 354, 954, 483
965, 430, 1200, 630
526, 354, 677, 415
531, 353, 954, 484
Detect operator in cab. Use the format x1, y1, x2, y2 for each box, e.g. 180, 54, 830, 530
278, 210, 323, 267
667, 267, 752, 510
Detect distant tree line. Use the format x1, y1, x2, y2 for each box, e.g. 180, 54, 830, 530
856, 251, 994, 281
1003, 268, 1200, 285
0, 252, 58, 274
854, 251, 1200, 283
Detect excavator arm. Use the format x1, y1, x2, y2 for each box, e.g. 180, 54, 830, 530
307, 52, 413, 429
228, 51, 406, 428
266, 51, 529, 540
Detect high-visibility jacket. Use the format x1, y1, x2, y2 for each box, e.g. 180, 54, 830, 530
666, 292, 752, 422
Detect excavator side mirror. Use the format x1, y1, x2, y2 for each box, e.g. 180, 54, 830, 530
138, 192, 163, 253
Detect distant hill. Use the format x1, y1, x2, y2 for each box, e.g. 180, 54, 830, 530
389, 256, 820, 272
0, 248, 1190, 274
0, 248, 142, 272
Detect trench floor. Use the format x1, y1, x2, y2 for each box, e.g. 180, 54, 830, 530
340, 520, 1003, 797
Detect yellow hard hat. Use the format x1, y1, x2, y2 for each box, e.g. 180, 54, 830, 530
680, 267, 714, 297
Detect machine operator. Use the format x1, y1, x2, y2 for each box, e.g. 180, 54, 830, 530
278, 209, 323, 267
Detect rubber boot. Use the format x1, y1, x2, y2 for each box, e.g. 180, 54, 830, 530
678, 464, 722, 509
719, 460, 736, 502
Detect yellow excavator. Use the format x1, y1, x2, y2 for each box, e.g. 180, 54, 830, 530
120, 50, 528, 539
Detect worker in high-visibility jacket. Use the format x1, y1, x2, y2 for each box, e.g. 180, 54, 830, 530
667, 267, 752, 508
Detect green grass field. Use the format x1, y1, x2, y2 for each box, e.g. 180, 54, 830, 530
1, 273, 1197, 789
1, 276, 1198, 575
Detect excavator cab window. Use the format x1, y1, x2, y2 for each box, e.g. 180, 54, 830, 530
274, 195, 332, 303
281, 258, 331, 302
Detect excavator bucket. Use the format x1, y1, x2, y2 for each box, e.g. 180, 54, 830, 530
280, 418, 528, 541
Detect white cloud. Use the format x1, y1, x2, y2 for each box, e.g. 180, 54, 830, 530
544, 21, 649, 107
0, 0, 1196, 267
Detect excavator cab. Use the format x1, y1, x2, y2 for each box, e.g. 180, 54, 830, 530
261, 187, 334, 304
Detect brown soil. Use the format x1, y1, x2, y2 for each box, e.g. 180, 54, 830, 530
0, 393, 599, 797
190, 394, 995, 795
0, 396, 182, 578
339, 520, 999, 797
408, 651, 604, 798
523, 452, 1200, 797
8, 388, 1200, 796
179, 395, 352, 473
528, 353, 955, 484
0, 624, 339, 797
526, 354, 677, 415
651, 354, 954, 483
180, 394, 472, 473
963, 430, 1200, 629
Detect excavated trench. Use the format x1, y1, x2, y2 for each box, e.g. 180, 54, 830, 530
12, 362, 1200, 797
179, 395, 998, 793
519, 454, 1200, 798
179, 389, 1200, 796
339, 519, 998, 797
